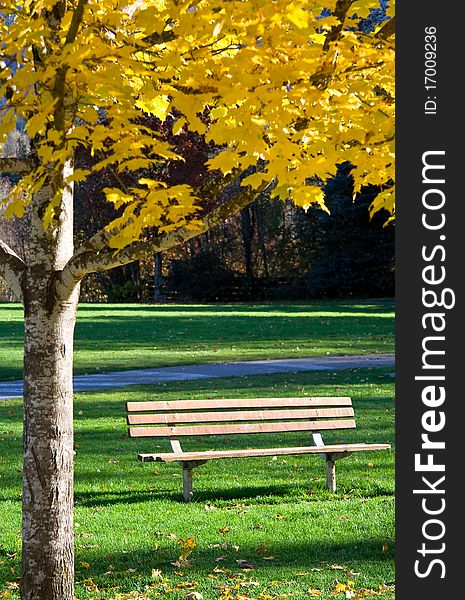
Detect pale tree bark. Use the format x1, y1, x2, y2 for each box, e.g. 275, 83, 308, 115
19, 162, 80, 600
16, 2, 87, 592
0, 238, 25, 300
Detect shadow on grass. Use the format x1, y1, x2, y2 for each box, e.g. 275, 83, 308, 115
73, 539, 395, 585
73, 476, 394, 507
74, 483, 300, 507
0, 539, 395, 593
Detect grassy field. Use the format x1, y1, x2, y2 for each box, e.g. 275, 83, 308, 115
0, 368, 395, 599
0, 300, 394, 381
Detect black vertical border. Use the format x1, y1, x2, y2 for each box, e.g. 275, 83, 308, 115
396, 2, 462, 598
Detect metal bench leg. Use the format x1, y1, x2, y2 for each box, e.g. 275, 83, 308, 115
182, 466, 193, 502
322, 452, 352, 492
179, 460, 208, 502
325, 458, 336, 492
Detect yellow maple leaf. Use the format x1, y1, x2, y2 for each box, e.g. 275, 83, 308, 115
135, 95, 171, 120
178, 536, 196, 561
173, 117, 187, 136
287, 5, 310, 29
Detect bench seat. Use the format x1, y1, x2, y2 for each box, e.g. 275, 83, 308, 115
127, 396, 391, 500
139, 443, 391, 463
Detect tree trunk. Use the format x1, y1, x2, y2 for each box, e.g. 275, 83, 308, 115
240, 205, 254, 285
255, 201, 270, 278
21, 289, 79, 599
20, 163, 79, 600
153, 252, 164, 302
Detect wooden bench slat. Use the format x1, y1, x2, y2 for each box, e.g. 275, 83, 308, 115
126, 397, 352, 412
127, 407, 355, 425
138, 443, 391, 462
128, 418, 356, 438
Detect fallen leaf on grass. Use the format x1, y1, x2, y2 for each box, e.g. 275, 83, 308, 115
172, 560, 193, 568
331, 564, 347, 571
262, 556, 276, 561
239, 580, 260, 588
256, 541, 269, 555
209, 542, 230, 550
236, 559, 256, 570
151, 568, 162, 579
185, 593, 203, 600
79, 561, 90, 569
175, 581, 199, 589
212, 566, 229, 574
178, 537, 196, 561
226, 503, 247, 511
154, 531, 178, 539
382, 543, 389, 554
82, 578, 99, 592
275, 514, 285, 520
4, 583, 19, 590
332, 582, 353, 595
330, 580, 388, 599
308, 590, 322, 597
219, 527, 230, 535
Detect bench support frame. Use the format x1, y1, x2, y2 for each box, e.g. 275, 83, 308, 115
322, 452, 352, 492
177, 460, 208, 502
312, 432, 352, 492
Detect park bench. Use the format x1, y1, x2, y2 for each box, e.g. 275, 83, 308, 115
126, 397, 391, 501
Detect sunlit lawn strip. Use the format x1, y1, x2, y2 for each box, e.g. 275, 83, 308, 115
0, 368, 394, 599
0, 300, 394, 381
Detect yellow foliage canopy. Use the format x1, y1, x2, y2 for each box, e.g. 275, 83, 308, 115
0, 0, 395, 249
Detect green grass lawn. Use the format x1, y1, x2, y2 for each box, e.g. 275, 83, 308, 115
0, 300, 394, 381
0, 368, 395, 599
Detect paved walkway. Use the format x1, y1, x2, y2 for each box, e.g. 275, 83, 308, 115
0, 354, 394, 400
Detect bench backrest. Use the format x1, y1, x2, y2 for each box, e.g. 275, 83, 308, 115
126, 397, 355, 439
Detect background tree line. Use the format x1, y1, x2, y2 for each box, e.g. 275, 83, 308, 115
1, 126, 394, 303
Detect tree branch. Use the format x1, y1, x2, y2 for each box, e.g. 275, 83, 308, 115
0, 157, 36, 175
323, 0, 354, 51
56, 180, 269, 297
375, 17, 395, 41
309, 0, 354, 89
0, 238, 26, 301
65, 0, 89, 45
70, 168, 241, 261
